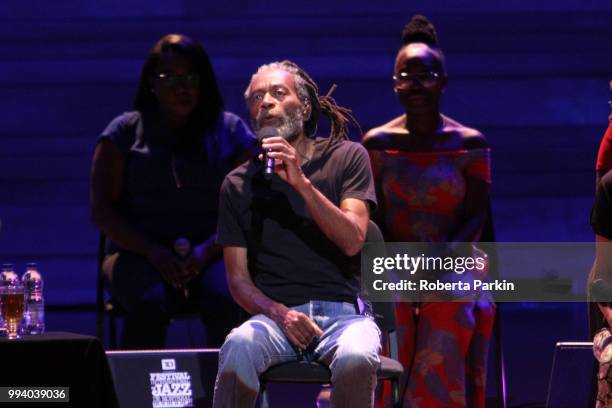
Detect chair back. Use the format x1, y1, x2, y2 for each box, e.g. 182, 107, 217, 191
96, 232, 107, 342
359, 221, 396, 334
370, 301, 396, 335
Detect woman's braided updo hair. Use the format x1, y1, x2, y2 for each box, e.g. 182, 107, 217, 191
401, 14, 438, 46
399, 15, 445, 72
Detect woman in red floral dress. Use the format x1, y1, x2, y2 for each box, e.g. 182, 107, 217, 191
363, 15, 495, 408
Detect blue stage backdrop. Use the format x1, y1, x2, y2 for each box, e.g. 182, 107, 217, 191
1, 1, 611, 405
0, 0, 610, 303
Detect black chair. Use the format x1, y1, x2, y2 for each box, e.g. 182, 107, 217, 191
95, 232, 201, 350
95, 232, 117, 348
258, 221, 404, 408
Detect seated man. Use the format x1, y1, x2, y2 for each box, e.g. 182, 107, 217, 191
213, 60, 381, 408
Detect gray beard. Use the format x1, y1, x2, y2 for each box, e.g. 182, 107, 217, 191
253, 107, 304, 141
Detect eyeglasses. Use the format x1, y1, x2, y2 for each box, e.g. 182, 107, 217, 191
393, 71, 440, 89
155, 73, 200, 88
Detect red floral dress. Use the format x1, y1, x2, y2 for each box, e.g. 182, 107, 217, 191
370, 148, 495, 408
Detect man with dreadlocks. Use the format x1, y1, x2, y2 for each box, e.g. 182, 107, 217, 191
212, 60, 381, 407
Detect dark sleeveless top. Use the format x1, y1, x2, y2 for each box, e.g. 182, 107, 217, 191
98, 110, 256, 253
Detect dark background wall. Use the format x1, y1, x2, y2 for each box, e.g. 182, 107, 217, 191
0, 1, 611, 403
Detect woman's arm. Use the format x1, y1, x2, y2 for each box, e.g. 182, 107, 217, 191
450, 132, 490, 244
592, 235, 612, 327
90, 139, 183, 286
182, 233, 222, 284
450, 177, 489, 243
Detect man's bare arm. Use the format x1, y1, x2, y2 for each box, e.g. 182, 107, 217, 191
223, 246, 322, 348
263, 137, 370, 256
300, 187, 370, 256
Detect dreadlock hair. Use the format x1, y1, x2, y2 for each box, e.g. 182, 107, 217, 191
245, 60, 361, 148
400, 15, 446, 72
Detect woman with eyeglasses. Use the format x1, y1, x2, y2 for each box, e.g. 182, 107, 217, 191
363, 16, 495, 407
90, 34, 256, 349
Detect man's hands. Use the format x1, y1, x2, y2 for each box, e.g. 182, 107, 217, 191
269, 304, 323, 350
261, 137, 309, 191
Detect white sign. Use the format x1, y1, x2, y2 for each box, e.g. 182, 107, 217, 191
150, 361, 193, 408
162, 359, 176, 371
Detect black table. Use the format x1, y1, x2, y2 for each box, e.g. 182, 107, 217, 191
0, 331, 118, 407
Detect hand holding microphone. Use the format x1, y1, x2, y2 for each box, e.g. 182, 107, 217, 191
257, 128, 309, 190
256, 126, 280, 180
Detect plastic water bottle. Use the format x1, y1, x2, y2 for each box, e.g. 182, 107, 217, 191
0, 264, 19, 286
0, 263, 19, 337
21, 262, 45, 334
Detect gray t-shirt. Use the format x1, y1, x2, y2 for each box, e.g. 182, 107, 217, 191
217, 138, 376, 306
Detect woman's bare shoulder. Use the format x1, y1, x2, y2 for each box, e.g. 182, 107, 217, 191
442, 115, 488, 149
363, 116, 407, 149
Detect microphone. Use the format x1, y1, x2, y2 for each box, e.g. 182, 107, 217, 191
173, 237, 192, 298
256, 126, 280, 180
173, 237, 191, 259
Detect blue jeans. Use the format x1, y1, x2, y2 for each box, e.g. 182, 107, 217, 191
213, 300, 381, 408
